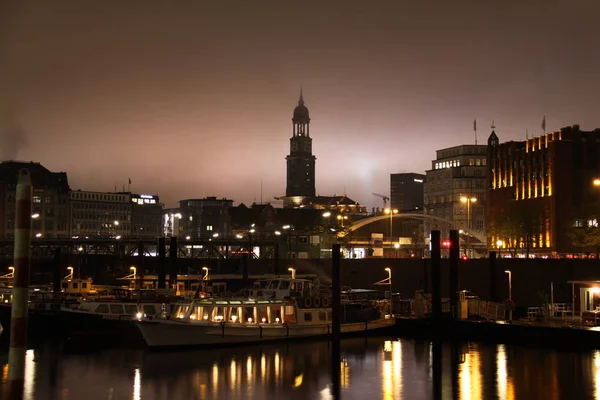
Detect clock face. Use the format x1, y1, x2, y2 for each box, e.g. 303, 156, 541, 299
291, 141, 299, 152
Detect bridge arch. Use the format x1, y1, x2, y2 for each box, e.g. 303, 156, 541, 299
341, 213, 486, 244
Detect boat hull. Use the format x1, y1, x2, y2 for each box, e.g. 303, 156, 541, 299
137, 318, 395, 348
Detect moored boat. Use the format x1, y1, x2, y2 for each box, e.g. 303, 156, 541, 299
135, 277, 394, 348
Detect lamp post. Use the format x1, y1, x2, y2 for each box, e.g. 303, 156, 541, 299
202, 266, 210, 281
213, 233, 220, 272
394, 243, 400, 258
384, 208, 399, 249
283, 225, 293, 259
288, 267, 296, 280
385, 267, 392, 297
504, 269, 512, 322
130, 266, 137, 289
66, 266, 74, 280
460, 196, 478, 258
8, 266, 14, 278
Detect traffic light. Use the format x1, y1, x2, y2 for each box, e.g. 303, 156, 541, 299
442, 240, 451, 249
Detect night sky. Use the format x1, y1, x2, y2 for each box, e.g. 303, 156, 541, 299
2, 1, 599, 209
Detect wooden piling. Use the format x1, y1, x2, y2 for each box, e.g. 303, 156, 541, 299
7, 169, 32, 399
157, 237, 166, 289
449, 229, 459, 319
430, 230, 441, 323
331, 243, 341, 398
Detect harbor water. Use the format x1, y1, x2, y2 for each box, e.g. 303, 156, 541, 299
1, 336, 599, 399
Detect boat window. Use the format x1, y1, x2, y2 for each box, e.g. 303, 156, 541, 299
110, 305, 124, 314
143, 305, 156, 316
124, 305, 137, 315
244, 307, 255, 323
318, 312, 327, 321
213, 306, 226, 322
95, 304, 109, 314
270, 306, 282, 323
257, 306, 269, 323
173, 305, 190, 319
82, 283, 88, 289
327, 311, 332, 321
279, 281, 290, 290
268, 280, 279, 289
304, 312, 312, 322
195, 306, 211, 321
296, 282, 304, 292
230, 306, 241, 323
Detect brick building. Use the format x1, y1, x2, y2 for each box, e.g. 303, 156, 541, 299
487, 125, 600, 256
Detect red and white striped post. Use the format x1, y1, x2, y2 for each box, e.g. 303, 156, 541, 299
6, 169, 32, 399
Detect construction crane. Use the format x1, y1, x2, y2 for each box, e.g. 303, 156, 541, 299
372, 193, 390, 210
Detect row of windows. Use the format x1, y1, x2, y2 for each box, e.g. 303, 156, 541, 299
72, 203, 129, 211
71, 193, 128, 202
434, 158, 487, 170
71, 213, 130, 221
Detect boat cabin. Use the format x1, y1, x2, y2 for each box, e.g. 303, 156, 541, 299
251, 278, 316, 300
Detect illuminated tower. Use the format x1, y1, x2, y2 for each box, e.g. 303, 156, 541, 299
285, 89, 316, 200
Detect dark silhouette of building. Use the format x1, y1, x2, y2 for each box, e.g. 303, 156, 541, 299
487, 125, 600, 255
69, 190, 131, 238
177, 197, 233, 239
284, 89, 316, 206
390, 173, 425, 212
0, 161, 69, 239
131, 193, 162, 239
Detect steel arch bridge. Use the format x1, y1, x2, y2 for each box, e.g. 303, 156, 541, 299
340, 213, 487, 244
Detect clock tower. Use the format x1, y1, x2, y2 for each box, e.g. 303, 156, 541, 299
285, 89, 316, 199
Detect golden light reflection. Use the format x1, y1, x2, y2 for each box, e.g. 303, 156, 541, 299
341, 360, 350, 389
460, 348, 482, 400
497, 345, 507, 400
230, 359, 237, 391
1, 363, 7, 384
381, 340, 402, 400
593, 351, 600, 399
293, 373, 303, 388
212, 363, 219, 397
261, 354, 267, 384
274, 352, 280, 383
24, 349, 35, 400
132, 367, 141, 400
247, 356, 253, 383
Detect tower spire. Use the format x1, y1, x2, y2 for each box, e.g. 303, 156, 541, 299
299, 86, 304, 105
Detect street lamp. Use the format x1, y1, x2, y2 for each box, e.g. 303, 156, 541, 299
384, 267, 392, 297
394, 243, 400, 258
288, 267, 296, 280
384, 208, 399, 245
213, 233, 221, 272
202, 266, 210, 281
66, 266, 74, 280
594, 179, 600, 187
283, 225, 293, 258
460, 196, 478, 257
504, 269, 512, 322
8, 266, 14, 278
31, 213, 39, 219
274, 231, 281, 236
130, 266, 137, 279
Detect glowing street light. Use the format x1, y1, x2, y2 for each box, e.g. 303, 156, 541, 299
113, 220, 119, 226
212, 233, 219, 238
35, 233, 42, 238
31, 213, 39, 219
322, 212, 331, 218
66, 266, 74, 280
288, 267, 296, 280
385, 267, 392, 297
8, 266, 14, 278
202, 266, 210, 281
275, 230, 281, 236
594, 179, 600, 187
460, 196, 478, 257
384, 208, 399, 243
282, 225, 291, 230
130, 266, 137, 280
186, 236, 191, 240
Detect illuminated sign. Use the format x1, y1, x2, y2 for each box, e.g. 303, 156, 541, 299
140, 194, 154, 199
414, 178, 424, 183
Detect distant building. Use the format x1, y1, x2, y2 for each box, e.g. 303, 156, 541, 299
424, 144, 488, 255
390, 173, 425, 212
69, 190, 131, 238
487, 125, 600, 256
69, 190, 162, 239
131, 193, 162, 239
0, 161, 69, 239
177, 197, 233, 239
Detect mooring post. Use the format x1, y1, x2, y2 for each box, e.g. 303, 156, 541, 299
423, 257, 429, 293
52, 247, 62, 294
449, 230, 459, 320
331, 243, 341, 398
157, 237, 166, 290
489, 251, 497, 302
169, 236, 178, 290
7, 169, 32, 399
430, 230, 441, 324
137, 242, 144, 291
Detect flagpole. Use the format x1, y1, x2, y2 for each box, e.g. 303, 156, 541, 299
474, 118, 477, 145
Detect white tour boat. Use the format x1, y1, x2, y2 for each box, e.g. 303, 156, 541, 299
135, 277, 395, 348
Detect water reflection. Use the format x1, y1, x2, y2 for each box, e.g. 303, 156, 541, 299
1, 338, 600, 399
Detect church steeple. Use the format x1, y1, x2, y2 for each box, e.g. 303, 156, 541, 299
286, 90, 316, 199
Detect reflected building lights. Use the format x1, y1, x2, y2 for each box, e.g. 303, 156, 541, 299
212, 363, 219, 397
1, 363, 8, 384
382, 340, 402, 400
24, 349, 35, 400
594, 351, 600, 400
230, 359, 237, 391
393, 340, 402, 398
247, 356, 253, 383
460, 349, 482, 400
133, 368, 141, 400
274, 352, 280, 383
497, 345, 507, 400
261, 354, 267, 384
341, 360, 350, 389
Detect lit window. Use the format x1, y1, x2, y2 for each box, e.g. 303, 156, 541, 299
207, 225, 213, 231
588, 219, 598, 228
189, 216, 193, 221
33, 196, 42, 204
